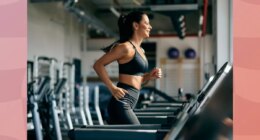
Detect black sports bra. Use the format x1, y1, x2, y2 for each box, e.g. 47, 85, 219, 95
118, 41, 149, 76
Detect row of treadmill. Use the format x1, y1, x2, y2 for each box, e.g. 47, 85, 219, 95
28, 56, 108, 140
27, 56, 233, 140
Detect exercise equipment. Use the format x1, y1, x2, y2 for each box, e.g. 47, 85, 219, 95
68, 62, 232, 140
27, 61, 34, 83
167, 47, 180, 59
137, 87, 187, 110
28, 56, 115, 140
135, 112, 175, 116
184, 48, 196, 59
28, 56, 62, 140
55, 62, 77, 130
167, 62, 232, 140
81, 124, 166, 129
27, 77, 50, 140
83, 86, 93, 125
138, 115, 177, 124
94, 86, 104, 125
62, 62, 76, 129
138, 87, 187, 104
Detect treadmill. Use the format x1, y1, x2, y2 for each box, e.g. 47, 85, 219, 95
68, 62, 232, 140
27, 76, 51, 140
165, 63, 233, 140
76, 71, 215, 128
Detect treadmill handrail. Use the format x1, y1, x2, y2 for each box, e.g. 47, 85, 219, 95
141, 87, 187, 103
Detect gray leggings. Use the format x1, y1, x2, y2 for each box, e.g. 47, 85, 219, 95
107, 82, 140, 124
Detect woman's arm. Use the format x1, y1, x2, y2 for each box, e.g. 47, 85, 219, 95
142, 73, 151, 84
93, 44, 129, 100
142, 68, 162, 85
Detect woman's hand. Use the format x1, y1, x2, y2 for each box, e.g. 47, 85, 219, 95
149, 67, 162, 80
110, 86, 128, 100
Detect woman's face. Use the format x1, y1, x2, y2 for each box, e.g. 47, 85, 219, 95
135, 14, 152, 38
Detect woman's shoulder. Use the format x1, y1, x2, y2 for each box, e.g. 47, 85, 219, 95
114, 42, 133, 52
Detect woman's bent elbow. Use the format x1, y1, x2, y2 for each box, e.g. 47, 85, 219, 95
93, 62, 102, 72
93, 63, 98, 71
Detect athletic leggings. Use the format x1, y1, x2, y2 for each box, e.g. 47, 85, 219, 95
107, 82, 140, 124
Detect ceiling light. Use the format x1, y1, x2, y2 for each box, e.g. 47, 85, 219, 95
199, 15, 203, 25
180, 22, 185, 28
181, 27, 186, 33
110, 6, 120, 18
133, 0, 142, 6
179, 15, 184, 22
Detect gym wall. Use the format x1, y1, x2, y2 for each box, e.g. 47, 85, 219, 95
86, 36, 213, 65
150, 36, 214, 95
28, 2, 82, 62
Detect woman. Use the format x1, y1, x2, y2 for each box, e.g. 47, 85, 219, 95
93, 11, 162, 124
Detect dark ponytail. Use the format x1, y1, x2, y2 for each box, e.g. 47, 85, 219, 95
101, 14, 127, 53
101, 40, 120, 53
102, 11, 145, 53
